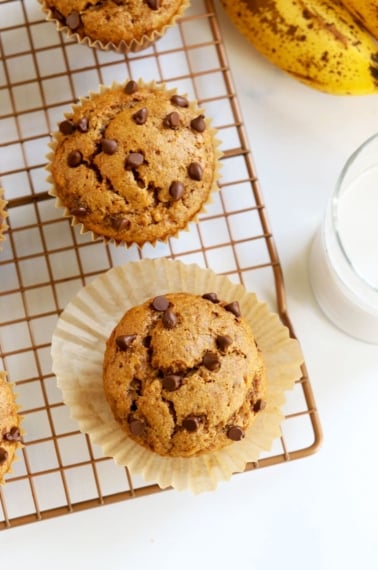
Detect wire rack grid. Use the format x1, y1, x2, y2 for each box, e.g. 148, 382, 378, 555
0, 0, 322, 530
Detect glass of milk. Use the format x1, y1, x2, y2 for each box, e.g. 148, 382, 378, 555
309, 133, 378, 343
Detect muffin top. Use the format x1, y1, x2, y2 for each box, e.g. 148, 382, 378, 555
49, 81, 219, 246
43, 0, 189, 48
0, 372, 22, 484
103, 292, 266, 457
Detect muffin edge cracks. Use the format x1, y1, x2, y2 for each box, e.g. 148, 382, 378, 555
46, 79, 222, 247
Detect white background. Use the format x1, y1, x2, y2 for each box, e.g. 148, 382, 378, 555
3, 3, 378, 568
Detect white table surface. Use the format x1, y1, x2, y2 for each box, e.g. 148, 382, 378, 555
4, 5, 378, 568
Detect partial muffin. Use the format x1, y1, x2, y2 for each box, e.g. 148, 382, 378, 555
47, 79, 221, 247
103, 291, 266, 457
0, 188, 8, 251
0, 372, 23, 484
39, 0, 190, 53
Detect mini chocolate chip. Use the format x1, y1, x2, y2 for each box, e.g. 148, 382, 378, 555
67, 150, 82, 167
125, 152, 144, 169
171, 94, 189, 107
182, 416, 200, 432
162, 374, 182, 391
202, 292, 219, 303
101, 138, 118, 154
110, 216, 130, 231
162, 308, 177, 329
224, 301, 241, 318
253, 399, 267, 413
202, 351, 220, 371
3, 427, 21, 442
188, 162, 203, 181
69, 206, 88, 217
151, 295, 170, 311
169, 181, 185, 200
190, 114, 206, 133
130, 378, 142, 393
143, 335, 152, 348
163, 111, 180, 129
76, 117, 89, 132
66, 11, 81, 30
0, 448, 8, 465
128, 418, 145, 436
59, 119, 75, 135
132, 107, 148, 125
227, 425, 245, 441
116, 335, 137, 350
125, 80, 138, 94
216, 335, 232, 353
144, 0, 160, 9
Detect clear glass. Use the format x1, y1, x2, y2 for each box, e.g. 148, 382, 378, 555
309, 133, 378, 343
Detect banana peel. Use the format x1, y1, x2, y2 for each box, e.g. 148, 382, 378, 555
339, 0, 378, 41
220, 0, 378, 95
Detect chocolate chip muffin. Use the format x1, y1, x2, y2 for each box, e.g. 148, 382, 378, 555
103, 292, 266, 458
0, 372, 23, 484
0, 188, 8, 250
39, 0, 190, 52
47, 80, 221, 247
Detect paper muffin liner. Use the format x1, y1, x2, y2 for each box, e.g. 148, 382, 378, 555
0, 188, 8, 251
51, 258, 303, 494
0, 370, 24, 485
38, 0, 190, 54
46, 79, 222, 249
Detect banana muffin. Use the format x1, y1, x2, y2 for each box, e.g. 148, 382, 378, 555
103, 291, 266, 458
0, 372, 23, 484
48, 80, 221, 247
0, 188, 8, 251
39, 0, 190, 52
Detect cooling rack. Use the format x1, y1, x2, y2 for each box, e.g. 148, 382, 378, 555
0, 0, 322, 530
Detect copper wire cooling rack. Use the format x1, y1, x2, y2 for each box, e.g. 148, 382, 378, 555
0, 0, 322, 530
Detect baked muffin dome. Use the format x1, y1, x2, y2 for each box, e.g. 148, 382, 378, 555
103, 292, 266, 457
0, 372, 22, 484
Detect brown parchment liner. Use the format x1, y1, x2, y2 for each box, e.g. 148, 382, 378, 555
38, 0, 190, 54
0, 188, 8, 251
0, 371, 24, 485
46, 79, 222, 249
51, 258, 303, 494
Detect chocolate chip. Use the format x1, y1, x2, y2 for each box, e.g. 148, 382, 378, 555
151, 295, 170, 311
169, 181, 184, 201
188, 162, 203, 181
110, 215, 130, 232
132, 107, 148, 125
216, 335, 232, 353
59, 119, 75, 135
190, 115, 206, 133
101, 138, 118, 154
67, 150, 82, 167
143, 335, 152, 348
163, 111, 180, 129
144, 0, 160, 9
202, 292, 219, 303
0, 448, 8, 465
224, 301, 241, 318
69, 205, 88, 217
182, 416, 200, 432
227, 425, 245, 441
3, 427, 21, 442
116, 335, 137, 350
162, 308, 177, 329
253, 399, 266, 413
66, 11, 81, 30
162, 374, 182, 391
128, 418, 145, 436
76, 117, 89, 132
125, 80, 138, 94
130, 378, 142, 393
202, 351, 220, 371
171, 94, 189, 107
125, 152, 144, 169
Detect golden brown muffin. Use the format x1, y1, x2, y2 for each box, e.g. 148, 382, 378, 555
0, 188, 8, 251
103, 292, 266, 458
39, 0, 190, 52
0, 372, 23, 484
48, 80, 221, 247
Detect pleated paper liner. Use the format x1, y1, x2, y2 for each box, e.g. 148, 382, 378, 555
0, 188, 8, 251
0, 371, 24, 485
46, 79, 222, 248
38, 0, 191, 54
51, 258, 304, 494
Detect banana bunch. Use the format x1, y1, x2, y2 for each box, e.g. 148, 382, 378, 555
220, 0, 378, 95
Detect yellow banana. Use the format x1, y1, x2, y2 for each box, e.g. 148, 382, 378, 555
340, 0, 378, 40
220, 0, 378, 95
